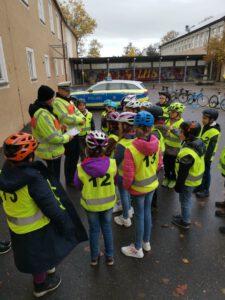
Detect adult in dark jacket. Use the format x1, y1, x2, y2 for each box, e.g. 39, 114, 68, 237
0, 132, 88, 298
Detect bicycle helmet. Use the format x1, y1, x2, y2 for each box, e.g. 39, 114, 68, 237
147, 105, 164, 118
76, 98, 86, 105
159, 92, 171, 102
202, 109, 219, 121
121, 95, 137, 108
168, 102, 185, 114
180, 121, 201, 138
103, 99, 112, 107
106, 111, 120, 121
140, 101, 152, 109
85, 130, 108, 149
125, 99, 141, 109
116, 112, 137, 125
3, 132, 38, 161
134, 111, 154, 127
108, 101, 118, 109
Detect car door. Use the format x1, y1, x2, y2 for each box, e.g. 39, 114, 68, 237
106, 82, 123, 104
86, 83, 108, 107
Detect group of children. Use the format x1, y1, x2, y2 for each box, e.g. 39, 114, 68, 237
0, 89, 225, 297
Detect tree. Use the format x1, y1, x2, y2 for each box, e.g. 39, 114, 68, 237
123, 42, 141, 57
143, 44, 159, 57
87, 39, 102, 57
161, 30, 179, 45
204, 30, 225, 80
60, 0, 97, 56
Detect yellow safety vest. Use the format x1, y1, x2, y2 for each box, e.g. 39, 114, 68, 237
201, 127, 220, 161
77, 159, 117, 212
117, 138, 133, 176
31, 108, 69, 160
218, 147, 225, 176
101, 111, 108, 133
152, 127, 165, 153
162, 106, 169, 119
164, 118, 183, 150
79, 111, 93, 136
175, 147, 205, 187
129, 142, 159, 193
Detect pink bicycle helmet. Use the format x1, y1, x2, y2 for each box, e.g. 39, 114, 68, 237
85, 130, 108, 149
116, 112, 136, 125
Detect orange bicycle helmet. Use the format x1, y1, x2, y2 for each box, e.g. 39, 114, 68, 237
3, 132, 38, 161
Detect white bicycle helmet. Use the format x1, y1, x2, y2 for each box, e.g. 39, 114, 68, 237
140, 101, 152, 109
85, 130, 108, 149
125, 99, 141, 109
116, 112, 137, 125
121, 94, 137, 107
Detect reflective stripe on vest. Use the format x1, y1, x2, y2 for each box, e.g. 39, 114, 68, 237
77, 159, 117, 212
6, 210, 44, 226
79, 111, 92, 136
129, 142, 159, 193
175, 146, 205, 187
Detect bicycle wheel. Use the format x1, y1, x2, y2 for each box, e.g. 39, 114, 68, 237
187, 95, 194, 104
178, 93, 188, 103
197, 95, 209, 107
220, 98, 225, 111
209, 95, 219, 108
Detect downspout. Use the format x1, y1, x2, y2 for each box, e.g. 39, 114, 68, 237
60, 19, 67, 80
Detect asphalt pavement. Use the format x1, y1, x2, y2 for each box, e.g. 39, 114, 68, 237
1, 85, 225, 299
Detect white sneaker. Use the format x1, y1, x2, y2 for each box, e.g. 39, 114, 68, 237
128, 207, 134, 218
113, 203, 123, 213
142, 242, 151, 252
114, 215, 132, 227
121, 244, 144, 258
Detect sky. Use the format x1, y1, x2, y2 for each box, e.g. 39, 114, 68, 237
81, 0, 225, 57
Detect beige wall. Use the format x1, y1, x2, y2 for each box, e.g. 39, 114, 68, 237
0, 0, 77, 144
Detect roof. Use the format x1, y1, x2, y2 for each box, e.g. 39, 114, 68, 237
95, 80, 143, 85
161, 14, 225, 47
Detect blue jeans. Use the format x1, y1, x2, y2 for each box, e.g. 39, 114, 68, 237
133, 191, 154, 250
179, 186, 194, 223
118, 176, 131, 219
86, 209, 113, 259
199, 162, 211, 193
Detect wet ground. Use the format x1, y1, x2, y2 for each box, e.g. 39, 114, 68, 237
1, 84, 225, 299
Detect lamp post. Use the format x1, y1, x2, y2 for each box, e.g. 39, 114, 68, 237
158, 56, 163, 84
133, 57, 136, 80
81, 58, 84, 85
184, 55, 189, 82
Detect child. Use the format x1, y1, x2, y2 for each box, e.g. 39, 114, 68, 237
195, 109, 221, 198
74, 130, 117, 266
156, 92, 172, 119
0, 132, 87, 297
101, 99, 111, 133
160, 102, 185, 189
124, 97, 141, 113
173, 121, 206, 229
77, 98, 95, 161
121, 111, 160, 258
121, 94, 137, 111
114, 112, 136, 227
105, 111, 120, 157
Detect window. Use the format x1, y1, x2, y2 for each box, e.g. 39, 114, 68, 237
56, 12, 61, 40
48, 0, 54, 33
124, 83, 140, 90
44, 55, 51, 78
38, 0, 45, 23
61, 60, 64, 76
54, 59, 59, 77
26, 48, 37, 80
107, 83, 122, 90
90, 83, 107, 91
0, 37, 9, 85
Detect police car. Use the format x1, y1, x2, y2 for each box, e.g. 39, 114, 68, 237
70, 80, 148, 107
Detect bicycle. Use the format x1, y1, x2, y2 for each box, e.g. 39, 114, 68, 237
186, 89, 209, 107
209, 90, 225, 111
161, 86, 186, 102
178, 89, 191, 103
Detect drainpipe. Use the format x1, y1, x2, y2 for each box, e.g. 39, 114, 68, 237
60, 19, 67, 80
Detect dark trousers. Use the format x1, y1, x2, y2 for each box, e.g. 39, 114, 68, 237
163, 153, 177, 180
64, 136, 80, 185
198, 162, 211, 193
45, 157, 61, 181
78, 135, 87, 162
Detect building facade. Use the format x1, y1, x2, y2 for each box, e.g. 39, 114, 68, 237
0, 0, 77, 144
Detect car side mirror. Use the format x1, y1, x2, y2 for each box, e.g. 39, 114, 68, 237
88, 89, 93, 93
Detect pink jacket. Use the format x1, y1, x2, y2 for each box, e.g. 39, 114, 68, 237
123, 135, 162, 196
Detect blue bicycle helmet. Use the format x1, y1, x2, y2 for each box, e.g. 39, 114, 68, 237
134, 111, 154, 127
108, 101, 118, 109
104, 99, 112, 107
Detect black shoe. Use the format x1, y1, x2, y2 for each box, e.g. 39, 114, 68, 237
196, 191, 209, 198
171, 219, 190, 230
215, 210, 225, 218
33, 274, 61, 298
0, 240, 11, 255
106, 256, 114, 266
215, 201, 225, 208
193, 187, 201, 194
219, 226, 225, 234
172, 214, 182, 220
90, 256, 100, 267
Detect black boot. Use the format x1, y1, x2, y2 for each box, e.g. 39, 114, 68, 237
33, 274, 61, 298
196, 190, 209, 198
215, 210, 225, 218
215, 201, 225, 208
0, 240, 11, 255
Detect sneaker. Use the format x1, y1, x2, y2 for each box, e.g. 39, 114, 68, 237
219, 226, 225, 234
47, 267, 56, 275
171, 219, 190, 230
168, 180, 176, 189
172, 214, 182, 220
121, 244, 144, 258
215, 201, 225, 208
161, 178, 169, 187
196, 191, 209, 198
215, 210, 225, 218
0, 240, 11, 255
128, 207, 134, 218
106, 257, 114, 266
90, 256, 100, 267
33, 274, 61, 298
113, 203, 123, 213
142, 242, 151, 252
114, 215, 132, 227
